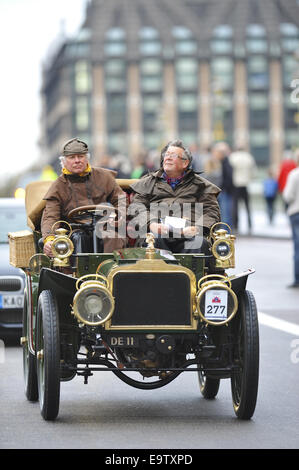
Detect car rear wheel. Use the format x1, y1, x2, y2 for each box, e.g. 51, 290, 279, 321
198, 371, 220, 399
231, 290, 259, 420
36, 290, 60, 421
22, 293, 38, 401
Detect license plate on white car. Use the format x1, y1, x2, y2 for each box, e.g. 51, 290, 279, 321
0, 294, 24, 309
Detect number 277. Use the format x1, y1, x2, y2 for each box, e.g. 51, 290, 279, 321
206, 305, 226, 314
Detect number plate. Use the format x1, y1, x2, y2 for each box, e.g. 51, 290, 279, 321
108, 336, 138, 347
0, 294, 24, 309
205, 289, 228, 321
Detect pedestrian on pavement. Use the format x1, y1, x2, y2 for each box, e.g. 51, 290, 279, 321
211, 142, 234, 229
283, 149, 299, 288
229, 147, 256, 233
278, 150, 297, 211
263, 168, 278, 224
41, 137, 127, 256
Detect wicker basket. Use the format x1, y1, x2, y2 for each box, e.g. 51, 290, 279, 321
8, 230, 36, 268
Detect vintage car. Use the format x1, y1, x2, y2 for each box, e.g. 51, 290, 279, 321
10, 179, 259, 421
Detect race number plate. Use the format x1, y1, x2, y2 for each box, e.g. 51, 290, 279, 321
0, 294, 24, 309
108, 336, 138, 347
205, 289, 228, 321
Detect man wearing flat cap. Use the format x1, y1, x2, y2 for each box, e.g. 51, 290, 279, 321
41, 137, 126, 256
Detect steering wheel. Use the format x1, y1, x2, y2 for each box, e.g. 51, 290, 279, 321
67, 204, 122, 228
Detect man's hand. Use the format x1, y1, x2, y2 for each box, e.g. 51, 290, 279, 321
43, 240, 53, 257
149, 222, 169, 236
182, 226, 198, 238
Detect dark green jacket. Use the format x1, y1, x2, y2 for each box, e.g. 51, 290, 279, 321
130, 169, 221, 233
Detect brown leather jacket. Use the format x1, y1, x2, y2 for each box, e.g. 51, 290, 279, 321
41, 167, 126, 250
130, 169, 221, 234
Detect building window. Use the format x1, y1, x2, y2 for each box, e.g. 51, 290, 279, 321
105, 42, 126, 56
284, 92, 299, 149
144, 133, 161, 150
106, 28, 126, 40
139, 27, 161, 56
247, 24, 266, 37
105, 59, 127, 92
211, 57, 234, 91
213, 25, 233, 38
142, 94, 162, 133
282, 38, 299, 52
139, 27, 159, 40
105, 28, 126, 56
247, 56, 269, 89
175, 40, 197, 55
178, 93, 198, 136
246, 39, 268, 54
212, 91, 233, 144
246, 24, 267, 54
172, 26, 197, 56
210, 40, 233, 54
280, 23, 298, 36
140, 58, 162, 92
249, 93, 268, 128
139, 41, 161, 56
283, 55, 299, 87
249, 92, 269, 165
175, 58, 198, 91
106, 94, 127, 133
75, 96, 89, 131
140, 58, 163, 93
74, 61, 91, 94
107, 133, 128, 154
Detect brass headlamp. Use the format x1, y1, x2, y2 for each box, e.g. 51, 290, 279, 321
51, 221, 74, 267
210, 223, 236, 269
196, 274, 238, 326
73, 274, 115, 326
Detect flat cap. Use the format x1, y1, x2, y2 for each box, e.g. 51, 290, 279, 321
62, 138, 89, 156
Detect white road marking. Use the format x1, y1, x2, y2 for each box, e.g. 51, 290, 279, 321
258, 312, 299, 336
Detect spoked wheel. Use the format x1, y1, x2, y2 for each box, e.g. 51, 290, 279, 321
22, 292, 38, 401
231, 290, 259, 420
36, 290, 60, 421
198, 371, 220, 399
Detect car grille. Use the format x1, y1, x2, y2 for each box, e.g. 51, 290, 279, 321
110, 271, 192, 328
0, 309, 22, 324
0, 277, 22, 292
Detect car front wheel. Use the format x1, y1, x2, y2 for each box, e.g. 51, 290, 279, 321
231, 290, 259, 420
36, 290, 60, 421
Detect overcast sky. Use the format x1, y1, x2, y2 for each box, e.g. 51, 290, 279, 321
0, 0, 86, 181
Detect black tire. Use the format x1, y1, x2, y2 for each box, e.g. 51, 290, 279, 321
198, 371, 220, 399
36, 290, 60, 421
22, 293, 38, 401
231, 290, 259, 420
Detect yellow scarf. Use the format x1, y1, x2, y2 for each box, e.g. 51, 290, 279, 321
62, 163, 92, 177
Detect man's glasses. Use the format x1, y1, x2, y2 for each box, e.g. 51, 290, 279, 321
164, 152, 188, 161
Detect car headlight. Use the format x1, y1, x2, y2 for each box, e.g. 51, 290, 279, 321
73, 277, 114, 326
196, 275, 238, 326
214, 240, 231, 259
52, 237, 74, 259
